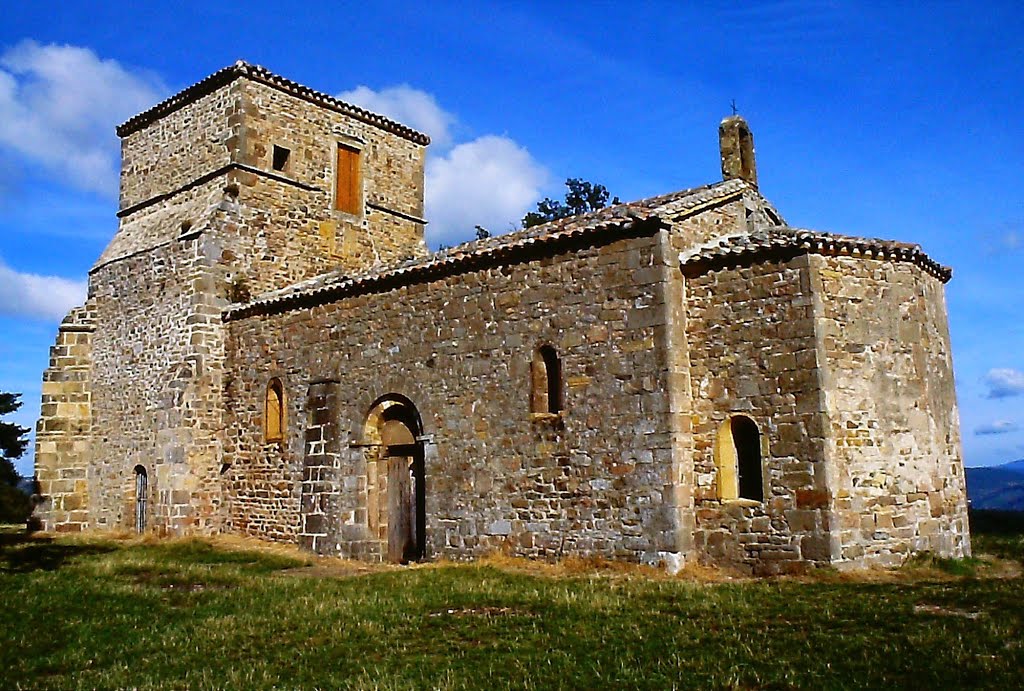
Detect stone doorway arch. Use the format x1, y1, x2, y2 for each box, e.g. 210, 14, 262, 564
363, 395, 426, 563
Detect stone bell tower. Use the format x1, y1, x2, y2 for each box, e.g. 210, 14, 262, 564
33, 61, 431, 536
719, 114, 757, 189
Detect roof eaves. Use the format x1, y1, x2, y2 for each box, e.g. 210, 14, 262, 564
226, 179, 759, 321
226, 213, 665, 321
116, 60, 431, 145
680, 228, 953, 282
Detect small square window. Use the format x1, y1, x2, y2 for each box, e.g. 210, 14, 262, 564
272, 145, 291, 172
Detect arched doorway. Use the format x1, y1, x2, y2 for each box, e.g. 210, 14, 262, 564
364, 395, 426, 563
133, 465, 148, 533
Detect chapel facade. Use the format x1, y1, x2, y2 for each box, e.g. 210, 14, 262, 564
33, 62, 971, 574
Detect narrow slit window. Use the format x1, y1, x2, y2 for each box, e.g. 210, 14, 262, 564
531, 345, 563, 414
272, 145, 291, 172
335, 143, 361, 215
265, 378, 285, 443
134, 465, 148, 533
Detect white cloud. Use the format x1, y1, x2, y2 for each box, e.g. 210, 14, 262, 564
984, 368, 1024, 399
975, 419, 1019, 436
0, 40, 166, 196
425, 135, 549, 247
337, 84, 455, 149
337, 84, 550, 246
0, 260, 87, 321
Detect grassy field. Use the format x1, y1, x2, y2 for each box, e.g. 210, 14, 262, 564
1, 514, 1022, 690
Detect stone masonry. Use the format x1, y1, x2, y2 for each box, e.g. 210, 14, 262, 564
34, 61, 970, 573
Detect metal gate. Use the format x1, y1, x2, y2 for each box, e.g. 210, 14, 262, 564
134, 466, 148, 533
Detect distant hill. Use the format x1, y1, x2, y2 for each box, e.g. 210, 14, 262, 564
966, 459, 1024, 511
1000, 459, 1024, 474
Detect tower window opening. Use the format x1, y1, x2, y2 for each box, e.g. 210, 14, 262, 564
335, 143, 361, 215
272, 145, 291, 172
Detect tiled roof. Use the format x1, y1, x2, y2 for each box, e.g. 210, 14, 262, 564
116, 60, 431, 145
226, 180, 952, 321
680, 227, 952, 282
226, 179, 751, 320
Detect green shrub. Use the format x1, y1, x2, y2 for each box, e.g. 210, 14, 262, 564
0, 483, 30, 524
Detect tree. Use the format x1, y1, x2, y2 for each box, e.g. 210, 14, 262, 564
0, 392, 31, 524
0, 393, 29, 487
522, 178, 621, 228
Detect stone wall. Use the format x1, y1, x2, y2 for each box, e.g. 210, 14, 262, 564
119, 83, 239, 212
236, 78, 427, 274
811, 255, 970, 565
112, 75, 427, 277
684, 255, 834, 575
33, 305, 95, 532
87, 221, 227, 534
224, 230, 688, 565
664, 189, 782, 247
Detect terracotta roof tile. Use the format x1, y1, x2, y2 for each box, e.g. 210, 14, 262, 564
117, 60, 430, 145
226, 180, 952, 321
226, 180, 749, 320
680, 227, 952, 281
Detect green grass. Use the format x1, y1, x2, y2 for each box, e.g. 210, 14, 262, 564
1, 520, 1022, 690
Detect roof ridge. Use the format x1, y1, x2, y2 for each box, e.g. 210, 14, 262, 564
439, 178, 744, 255
228, 179, 750, 320
116, 60, 431, 145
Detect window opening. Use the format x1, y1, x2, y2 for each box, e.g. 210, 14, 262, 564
714, 415, 764, 501
134, 465, 148, 533
531, 345, 563, 414
265, 378, 285, 443
732, 416, 763, 501
335, 143, 361, 214
272, 145, 291, 172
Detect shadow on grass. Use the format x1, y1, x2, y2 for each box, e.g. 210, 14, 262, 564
968, 510, 1024, 565
970, 509, 1024, 535
0, 530, 115, 574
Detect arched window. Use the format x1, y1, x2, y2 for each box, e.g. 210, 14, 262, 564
134, 465, 148, 533
265, 378, 285, 443
531, 345, 562, 414
714, 415, 763, 502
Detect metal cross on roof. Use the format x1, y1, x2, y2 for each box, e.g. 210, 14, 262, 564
731, 99, 738, 116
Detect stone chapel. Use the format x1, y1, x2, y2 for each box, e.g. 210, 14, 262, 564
33, 61, 971, 574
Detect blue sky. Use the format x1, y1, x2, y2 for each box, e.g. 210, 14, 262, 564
0, 1, 1021, 477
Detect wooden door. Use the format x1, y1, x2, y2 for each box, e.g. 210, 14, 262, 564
387, 454, 414, 563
